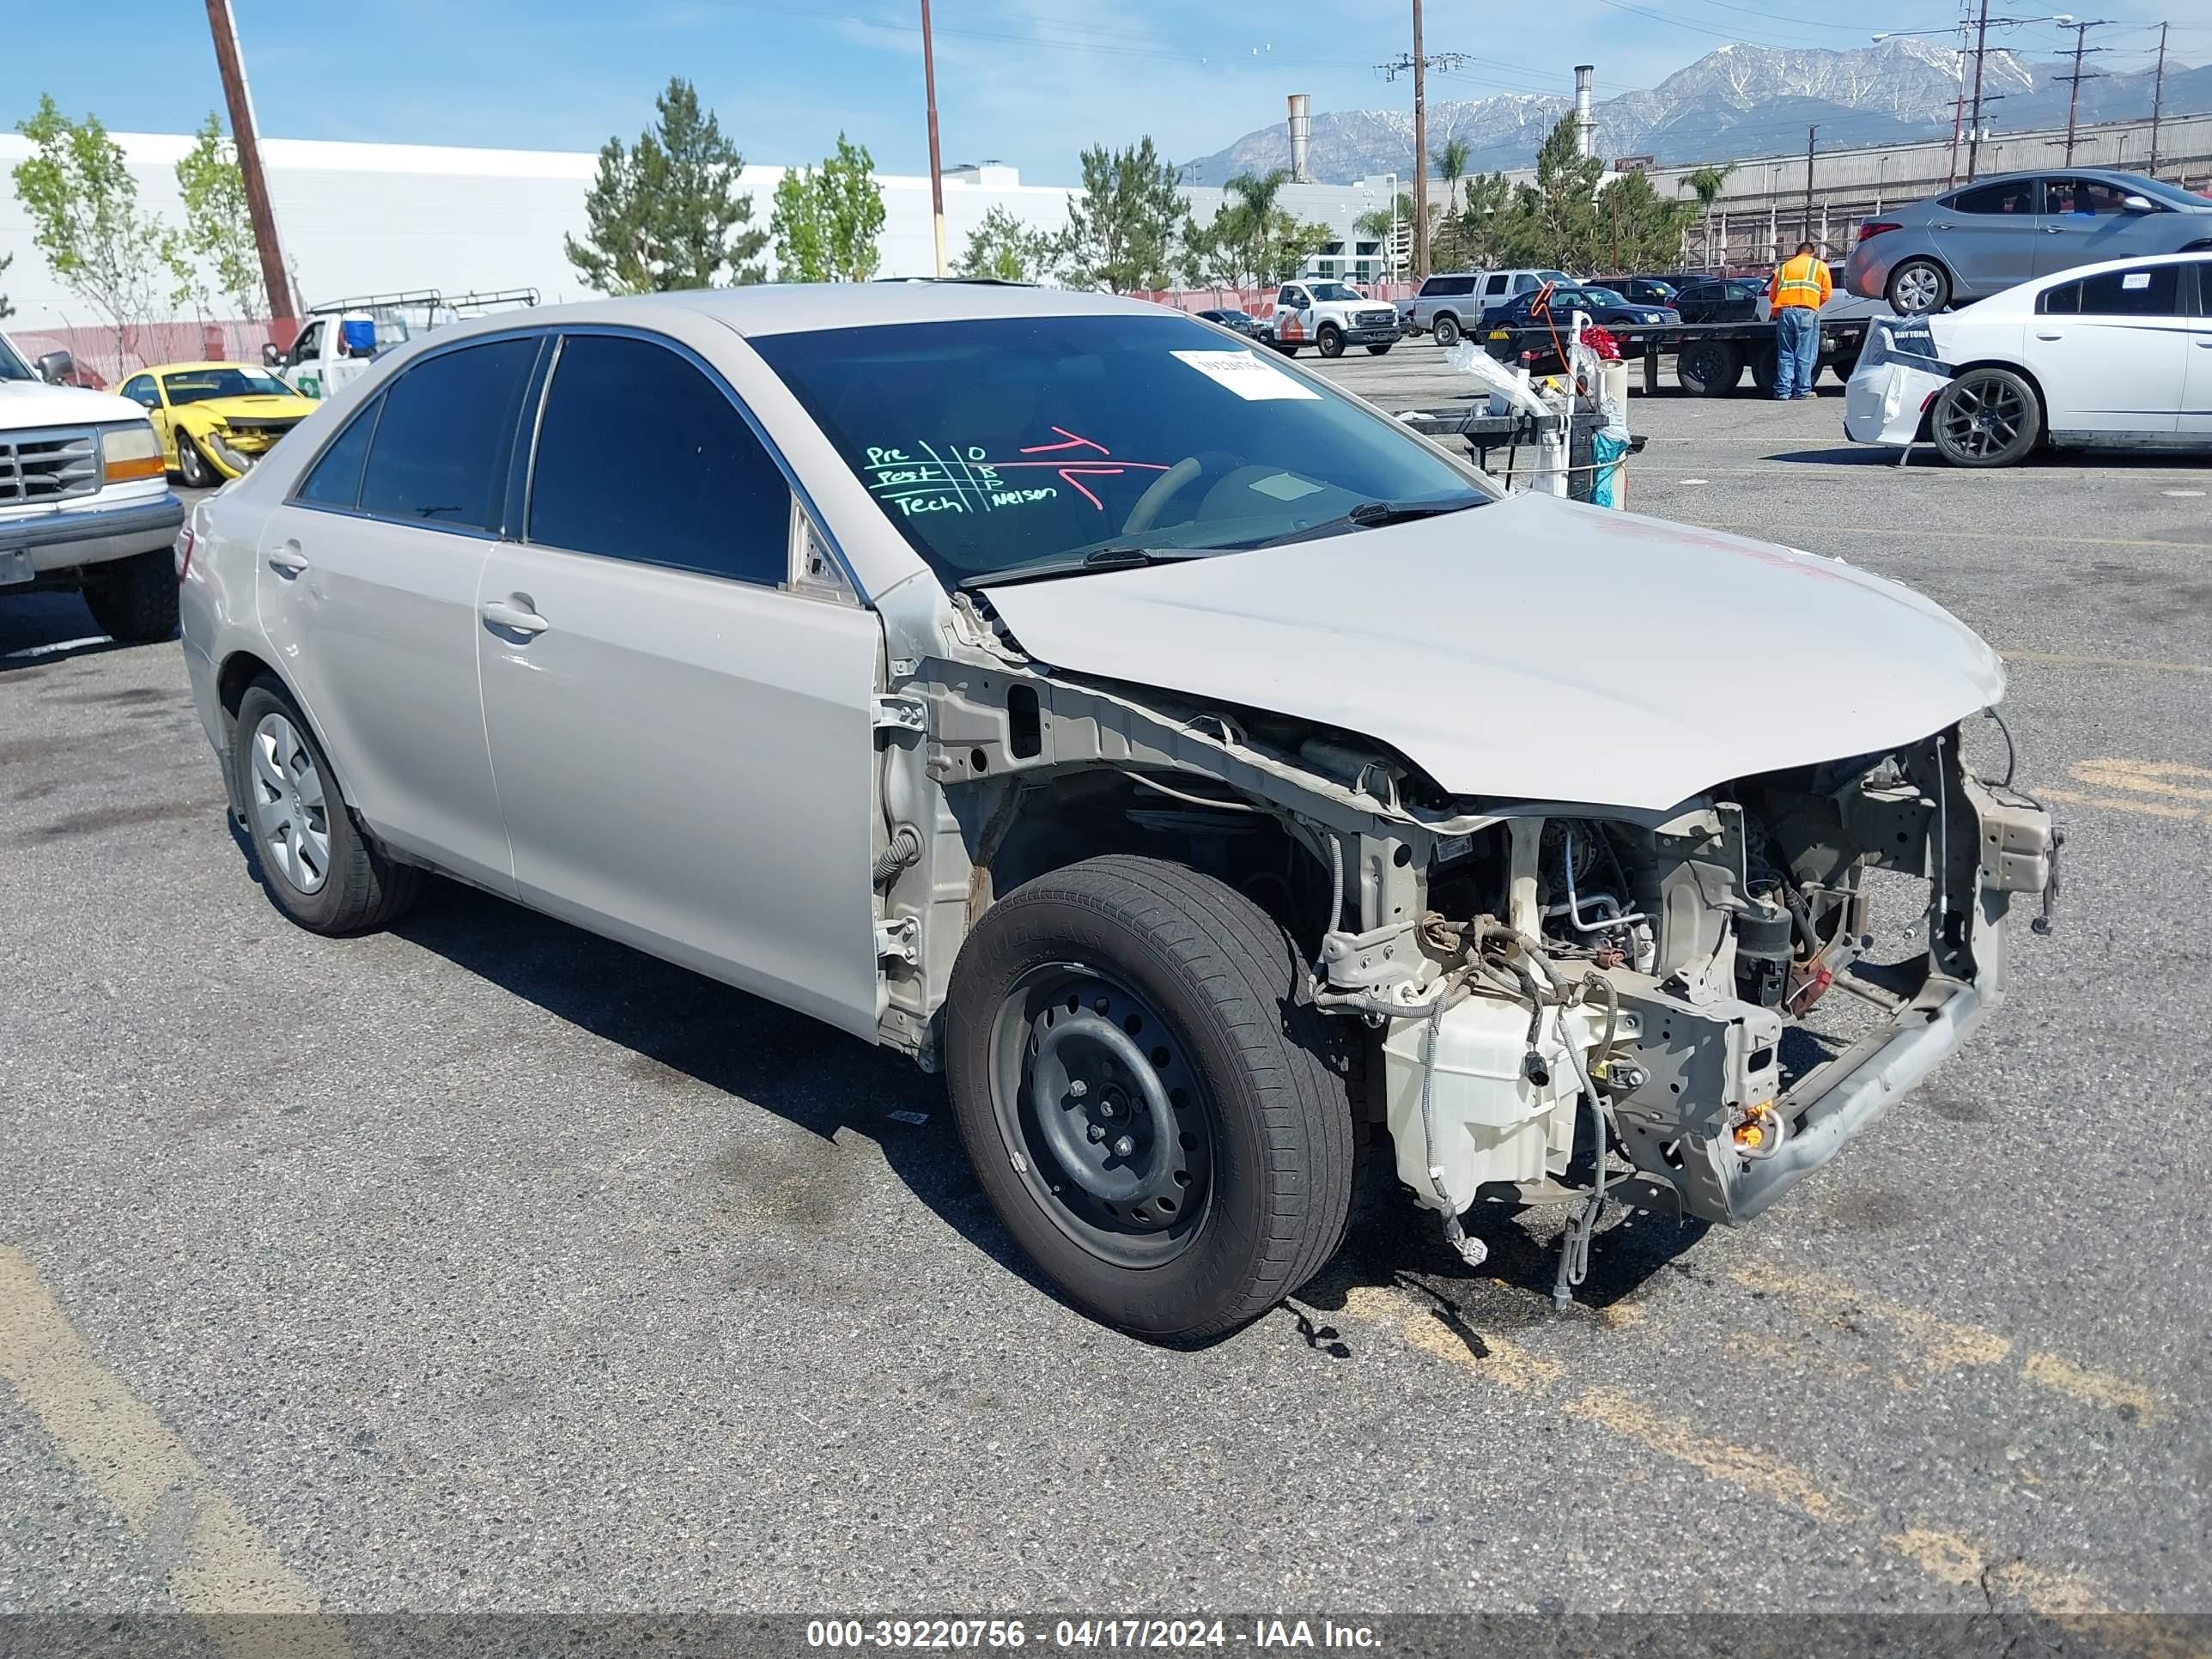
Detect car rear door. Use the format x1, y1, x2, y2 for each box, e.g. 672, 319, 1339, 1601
2180, 259, 2212, 438
475, 326, 882, 1037
253, 334, 538, 891
2030, 262, 2191, 437
1929, 178, 2045, 298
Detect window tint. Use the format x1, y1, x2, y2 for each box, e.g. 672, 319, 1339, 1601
2077, 264, 2183, 315
1513, 274, 1538, 294
2045, 176, 2130, 216
2196, 259, 2212, 317
120, 375, 159, 408
1950, 179, 2037, 216
1484, 275, 1510, 295
359, 337, 537, 532
295, 395, 381, 509
528, 333, 790, 586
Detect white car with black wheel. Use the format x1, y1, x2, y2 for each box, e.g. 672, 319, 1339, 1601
1845, 251, 2212, 466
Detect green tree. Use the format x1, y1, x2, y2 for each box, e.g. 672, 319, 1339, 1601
0, 251, 12, 319
1496, 115, 1604, 271
769, 134, 887, 283
1596, 169, 1694, 270
173, 112, 264, 319
1432, 137, 1472, 215
1678, 164, 1733, 267
1218, 169, 1285, 288
11, 95, 191, 360
1056, 137, 1186, 293
957, 204, 1055, 283
564, 76, 767, 293
1437, 171, 1511, 270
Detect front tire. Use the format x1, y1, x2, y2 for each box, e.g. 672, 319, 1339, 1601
1316, 325, 1345, 358
945, 855, 1356, 1343
1431, 313, 1462, 349
230, 678, 422, 934
1930, 366, 2040, 467
177, 434, 217, 489
1887, 258, 1950, 315
1365, 342, 1394, 356
80, 549, 178, 643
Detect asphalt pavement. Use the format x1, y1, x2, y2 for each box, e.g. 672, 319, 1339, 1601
3, 364, 2208, 1626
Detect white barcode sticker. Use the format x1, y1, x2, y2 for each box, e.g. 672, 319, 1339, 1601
2122, 271, 2151, 289
1170, 349, 1321, 401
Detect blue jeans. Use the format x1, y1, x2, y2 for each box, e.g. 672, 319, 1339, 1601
1773, 306, 1818, 398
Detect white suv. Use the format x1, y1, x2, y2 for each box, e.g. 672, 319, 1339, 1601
1, 337, 185, 641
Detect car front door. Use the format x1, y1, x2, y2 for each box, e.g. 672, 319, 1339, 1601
2180, 259, 2212, 437
475, 327, 882, 1037
2031, 262, 2191, 437
2036, 175, 2160, 276
1276, 285, 1312, 347
254, 334, 539, 891
1929, 178, 2045, 298
285, 319, 326, 398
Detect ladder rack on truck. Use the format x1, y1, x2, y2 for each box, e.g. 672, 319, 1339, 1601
1481, 315, 1875, 398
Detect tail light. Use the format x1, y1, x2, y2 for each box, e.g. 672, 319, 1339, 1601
1857, 222, 1901, 244
1582, 325, 1622, 362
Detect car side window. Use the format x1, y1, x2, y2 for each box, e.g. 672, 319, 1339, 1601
2074, 264, 2183, 316
294, 394, 382, 510
289, 320, 322, 367
527, 332, 790, 588
120, 374, 160, 409
358, 336, 538, 532
2045, 176, 2127, 216
1484, 275, 1509, 296
1950, 180, 2037, 216
2195, 260, 2212, 317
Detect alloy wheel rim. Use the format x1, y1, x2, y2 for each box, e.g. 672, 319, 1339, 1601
250, 713, 332, 894
1940, 376, 2026, 459
988, 963, 1214, 1268
1895, 266, 1941, 313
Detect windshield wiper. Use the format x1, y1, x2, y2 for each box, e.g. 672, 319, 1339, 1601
1245, 495, 1486, 549
958, 547, 1215, 590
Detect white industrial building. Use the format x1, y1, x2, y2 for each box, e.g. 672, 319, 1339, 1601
0, 129, 1410, 338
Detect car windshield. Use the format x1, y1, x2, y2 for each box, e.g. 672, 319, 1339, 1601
1579, 287, 1627, 306
1308, 283, 1364, 301
0, 335, 32, 381
2118, 174, 2212, 209
750, 313, 1490, 588
161, 367, 292, 404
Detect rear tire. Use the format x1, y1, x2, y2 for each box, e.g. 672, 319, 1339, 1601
1676, 339, 1743, 398
1887, 258, 1950, 315
230, 678, 422, 935
1273, 343, 1300, 358
1431, 313, 1462, 349
80, 549, 178, 643
1749, 343, 1779, 397
1929, 366, 2040, 468
945, 854, 1357, 1344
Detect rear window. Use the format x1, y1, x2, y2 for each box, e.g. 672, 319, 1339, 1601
749, 313, 1486, 588
359, 337, 538, 532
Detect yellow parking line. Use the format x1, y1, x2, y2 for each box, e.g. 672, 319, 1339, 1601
2039, 786, 2201, 823
2001, 650, 2212, 677
2073, 757, 2212, 804
0, 1244, 349, 1651
1886, 1528, 2109, 1615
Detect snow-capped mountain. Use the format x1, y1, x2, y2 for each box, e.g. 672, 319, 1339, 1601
1183, 37, 2197, 184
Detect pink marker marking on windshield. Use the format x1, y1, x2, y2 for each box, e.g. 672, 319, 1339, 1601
1020, 427, 1111, 457
1055, 465, 1125, 509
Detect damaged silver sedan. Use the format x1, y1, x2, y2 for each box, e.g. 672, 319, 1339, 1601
179, 285, 2057, 1343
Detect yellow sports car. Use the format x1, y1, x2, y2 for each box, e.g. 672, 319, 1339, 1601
118, 362, 319, 486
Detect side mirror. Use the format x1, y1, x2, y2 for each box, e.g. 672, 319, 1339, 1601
33, 349, 75, 386
2120, 194, 2154, 213
262, 341, 283, 368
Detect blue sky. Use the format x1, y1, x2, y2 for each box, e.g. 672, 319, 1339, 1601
6, 0, 2207, 182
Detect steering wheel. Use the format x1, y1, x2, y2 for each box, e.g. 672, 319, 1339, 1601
1122, 450, 1242, 535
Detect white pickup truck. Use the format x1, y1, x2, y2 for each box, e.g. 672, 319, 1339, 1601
1267, 280, 1401, 358
1, 335, 185, 641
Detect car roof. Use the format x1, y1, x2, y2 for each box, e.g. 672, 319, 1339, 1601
143, 361, 263, 376
380, 283, 1174, 349
1947, 167, 2153, 188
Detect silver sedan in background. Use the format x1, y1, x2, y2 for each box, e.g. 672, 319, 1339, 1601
1845, 167, 2212, 313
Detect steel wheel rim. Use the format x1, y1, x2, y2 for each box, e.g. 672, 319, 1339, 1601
1684, 343, 1727, 385
988, 963, 1214, 1268
1893, 264, 1941, 313
1939, 375, 2027, 460
249, 712, 332, 894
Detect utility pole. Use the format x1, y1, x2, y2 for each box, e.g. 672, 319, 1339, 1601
920, 0, 947, 276
202, 0, 294, 327
1802, 125, 1818, 252
1376, 30, 1466, 281
1964, 0, 1994, 180
2148, 21, 2169, 175
2057, 19, 2111, 166
1946, 15, 1968, 186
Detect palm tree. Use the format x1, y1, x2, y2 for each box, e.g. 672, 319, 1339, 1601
1223, 169, 1289, 286
1433, 137, 1472, 215
1354, 206, 1400, 280
1678, 164, 1733, 269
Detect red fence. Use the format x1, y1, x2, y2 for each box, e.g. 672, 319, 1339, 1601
7, 320, 279, 391
1137, 282, 1419, 315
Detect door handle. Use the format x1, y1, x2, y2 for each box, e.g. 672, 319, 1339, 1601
2043, 226, 2065, 234
1929, 221, 1953, 230
266, 541, 308, 578
2034, 331, 2063, 341
482, 595, 549, 636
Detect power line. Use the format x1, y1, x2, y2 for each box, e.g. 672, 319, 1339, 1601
2055, 17, 2113, 165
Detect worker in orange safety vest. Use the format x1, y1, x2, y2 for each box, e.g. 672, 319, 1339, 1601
1768, 241, 1832, 401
